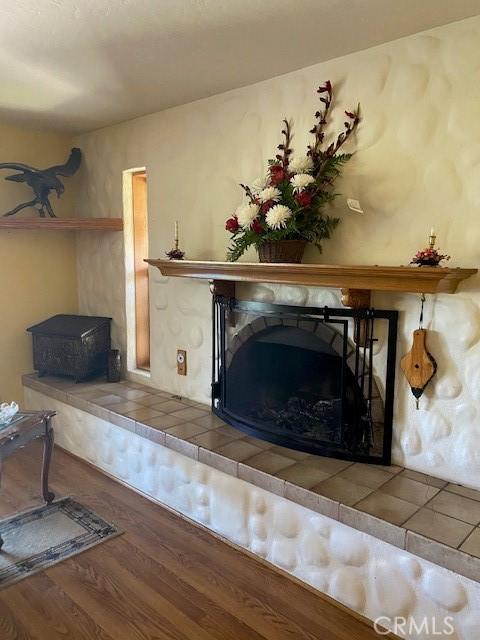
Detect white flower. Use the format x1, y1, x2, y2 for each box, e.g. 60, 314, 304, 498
289, 156, 314, 174
266, 204, 292, 230
251, 175, 269, 193
258, 186, 281, 203
236, 202, 259, 228
290, 173, 315, 193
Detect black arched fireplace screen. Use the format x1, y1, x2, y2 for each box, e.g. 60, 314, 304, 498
212, 297, 398, 465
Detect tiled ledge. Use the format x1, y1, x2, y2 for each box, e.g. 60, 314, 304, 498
23, 373, 480, 582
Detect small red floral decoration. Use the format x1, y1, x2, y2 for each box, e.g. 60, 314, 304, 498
166, 247, 185, 260
410, 247, 450, 267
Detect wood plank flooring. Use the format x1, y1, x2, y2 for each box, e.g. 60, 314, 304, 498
0, 443, 387, 639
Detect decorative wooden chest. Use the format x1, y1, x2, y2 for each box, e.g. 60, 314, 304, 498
27, 315, 112, 382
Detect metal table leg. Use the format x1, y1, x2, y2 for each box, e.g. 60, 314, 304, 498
0, 460, 3, 549
42, 417, 55, 504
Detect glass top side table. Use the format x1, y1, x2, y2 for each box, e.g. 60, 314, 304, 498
0, 411, 56, 550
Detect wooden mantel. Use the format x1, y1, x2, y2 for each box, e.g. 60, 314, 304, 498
145, 259, 477, 307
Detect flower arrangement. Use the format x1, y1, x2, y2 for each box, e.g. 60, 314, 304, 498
225, 81, 360, 262
410, 247, 450, 267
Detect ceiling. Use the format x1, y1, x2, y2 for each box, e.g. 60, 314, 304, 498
0, 0, 478, 134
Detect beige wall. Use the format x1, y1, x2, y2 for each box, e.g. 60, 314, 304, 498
0, 123, 78, 402
74, 16, 480, 487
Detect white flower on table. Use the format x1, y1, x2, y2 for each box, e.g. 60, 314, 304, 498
0, 401, 19, 425
265, 204, 292, 230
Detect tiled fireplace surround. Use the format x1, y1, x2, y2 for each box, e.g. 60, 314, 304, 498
24, 372, 480, 573
24, 371, 480, 638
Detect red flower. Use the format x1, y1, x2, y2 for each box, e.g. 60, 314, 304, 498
225, 216, 239, 233
318, 80, 332, 93
251, 218, 263, 234
295, 191, 313, 207
260, 200, 274, 214
270, 164, 286, 185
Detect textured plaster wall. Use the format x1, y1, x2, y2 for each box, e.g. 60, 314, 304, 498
25, 387, 480, 640
0, 122, 78, 402
74, 16, 480, 488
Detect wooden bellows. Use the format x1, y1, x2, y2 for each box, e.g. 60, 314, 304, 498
400, 329, 437, 408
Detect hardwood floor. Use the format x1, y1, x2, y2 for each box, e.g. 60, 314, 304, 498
0, 443, 386, 639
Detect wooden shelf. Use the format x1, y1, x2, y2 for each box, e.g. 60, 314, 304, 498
145, 258, 477, 298
0, 218, 123, 231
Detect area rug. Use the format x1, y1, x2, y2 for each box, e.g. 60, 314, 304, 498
0, 497, 122, 588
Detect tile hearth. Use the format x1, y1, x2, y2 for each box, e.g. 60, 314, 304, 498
23, 373, 480, 582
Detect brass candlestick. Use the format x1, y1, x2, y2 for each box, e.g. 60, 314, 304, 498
166, 220, 185, 260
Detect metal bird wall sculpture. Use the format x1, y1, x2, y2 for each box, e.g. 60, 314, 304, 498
0, 147, 81, 217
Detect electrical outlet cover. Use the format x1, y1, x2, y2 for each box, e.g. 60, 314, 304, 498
177, 349, 187, 375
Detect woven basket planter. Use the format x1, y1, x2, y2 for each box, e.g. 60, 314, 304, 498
257, 240, 307, 264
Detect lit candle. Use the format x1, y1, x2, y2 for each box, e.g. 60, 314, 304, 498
430, 227, 435, 237
174, 221, 179, 243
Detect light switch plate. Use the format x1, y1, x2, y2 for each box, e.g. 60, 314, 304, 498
347, 198, 364, 213
177, 349, 187, 376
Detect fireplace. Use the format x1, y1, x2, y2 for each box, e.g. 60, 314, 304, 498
212, 297, 398, 464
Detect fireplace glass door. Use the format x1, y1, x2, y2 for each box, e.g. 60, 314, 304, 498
212, 298, 398, 464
